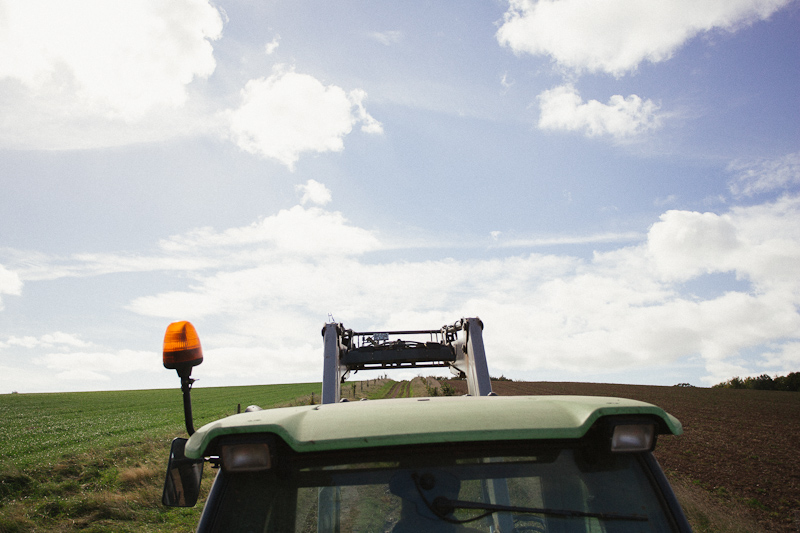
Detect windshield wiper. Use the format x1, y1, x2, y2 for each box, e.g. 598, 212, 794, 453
430, 496, 649, 524
411, 473, 648, 525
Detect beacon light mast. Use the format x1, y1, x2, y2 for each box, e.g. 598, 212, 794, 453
161, 321, 205, 507
162, 321, 204, 435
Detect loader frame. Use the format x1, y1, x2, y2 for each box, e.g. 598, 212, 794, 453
319, 317, 511, 532
321, 317, 493, 404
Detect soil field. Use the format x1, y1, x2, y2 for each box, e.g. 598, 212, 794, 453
446, 380, 800, 532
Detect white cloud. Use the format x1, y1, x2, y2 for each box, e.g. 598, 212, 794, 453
36, 349, 158, 377
7, 182, 800, 387
1, 341, 159, 391
350, 88, 384, 135
157, 205, 380, 257
5, 248, 219, 282
228, 67, 383, 169
647, 195, 800, 292
53, 369, 112, 382
368, 31, 403, 45
537, 84, 661, 138
0, 0, 223, 122
647, 210, 741, 282
0, 264, 22, 310
5, 332, 91, 349
0, 2, 379, 168
497, 0, 792, 76
728, 151, 800, 197
760, 342, 800, 369
264, 36, 281, 55
494, 231, 643, 248
296, 179, 333, 206
4, 202, 381, 282
124, 194, 800, 386
654, 195, 679, 207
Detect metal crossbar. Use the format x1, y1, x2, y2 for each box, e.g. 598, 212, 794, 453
322, 318, 493, 404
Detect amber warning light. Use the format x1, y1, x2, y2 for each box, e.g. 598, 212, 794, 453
163, 321, 203, 371
163, 321, 203, 436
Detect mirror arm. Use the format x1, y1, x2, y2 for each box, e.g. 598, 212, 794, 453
162, 321, 203, 437
179, 368, 197, 436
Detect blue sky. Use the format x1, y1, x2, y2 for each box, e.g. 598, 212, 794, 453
1, 0, 799, 393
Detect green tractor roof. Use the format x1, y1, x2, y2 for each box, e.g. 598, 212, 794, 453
185, 395, 682, 459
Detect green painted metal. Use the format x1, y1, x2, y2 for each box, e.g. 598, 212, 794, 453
185, 395, 681, 459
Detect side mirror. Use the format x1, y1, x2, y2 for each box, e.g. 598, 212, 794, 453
162, 438, 204, 507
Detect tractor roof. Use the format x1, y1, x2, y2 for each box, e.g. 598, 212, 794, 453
185, 395, 682, 459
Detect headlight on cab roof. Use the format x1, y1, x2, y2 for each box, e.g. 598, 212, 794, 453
221, 443, 272, 472
610, 424, 655, 453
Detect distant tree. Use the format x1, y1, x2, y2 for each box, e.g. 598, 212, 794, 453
713, 376, 745, 389
748, 374, 775, 391
773, 372, 800, 392
713, 372, 799, 391
439, 382, 457, 396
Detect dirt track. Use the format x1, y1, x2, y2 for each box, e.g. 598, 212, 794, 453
385, 380, 411, 398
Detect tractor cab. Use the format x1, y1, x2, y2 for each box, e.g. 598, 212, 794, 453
160, 318, 691, 532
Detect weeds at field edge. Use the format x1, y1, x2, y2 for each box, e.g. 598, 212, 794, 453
0, 436, 205, 533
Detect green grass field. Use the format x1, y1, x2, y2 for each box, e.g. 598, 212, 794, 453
0, 383, 322, 532
0, 383, 321, 470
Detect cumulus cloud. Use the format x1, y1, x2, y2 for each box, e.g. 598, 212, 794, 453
296, 179, 333, 206
647, 195, 800, 292
157, 204, 380, 257
647, 210, 741, 282
7, 183, 800, 387
4, 201, 381, 284
537, 84, 661, 137
0, 2, 381, 167
728, 151, 800, 197
228, 68, 383, 169
0, 0, 223, 121
497, 0, 791, 76
118, 194, 800, 386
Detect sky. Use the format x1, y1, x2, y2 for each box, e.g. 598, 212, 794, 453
1, 0, 799, 393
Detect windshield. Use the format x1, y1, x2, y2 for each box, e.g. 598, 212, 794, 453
204, 444, 676, 532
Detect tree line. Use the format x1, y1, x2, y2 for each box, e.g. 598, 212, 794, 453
713, 372, 800, 391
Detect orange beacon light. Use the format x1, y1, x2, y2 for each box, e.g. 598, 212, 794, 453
163, 321, 203, 371
163, 321, 203, 436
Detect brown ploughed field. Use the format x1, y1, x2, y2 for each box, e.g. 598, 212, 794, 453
445, 380, 800, 532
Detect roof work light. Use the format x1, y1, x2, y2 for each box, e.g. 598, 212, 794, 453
221, 443, 273, 473
163, 321, 203, 436
610, 424, 655, 453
